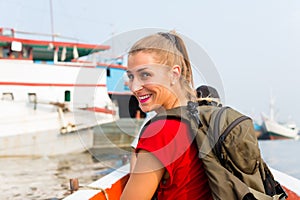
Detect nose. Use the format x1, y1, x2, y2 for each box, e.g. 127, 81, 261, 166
129, 78, 143, 92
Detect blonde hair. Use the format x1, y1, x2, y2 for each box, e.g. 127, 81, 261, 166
129, 31, 196, 101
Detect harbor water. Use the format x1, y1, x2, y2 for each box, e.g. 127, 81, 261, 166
259, 139, 300, 179
0, 139, 299, 199
0, 152, 130, 200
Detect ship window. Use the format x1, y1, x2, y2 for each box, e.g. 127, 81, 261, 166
107, 68, 111, 77
2, 92, 14, 101
11, 41, 22, 52
28, 93, 37, 103
64, 90, 71, 102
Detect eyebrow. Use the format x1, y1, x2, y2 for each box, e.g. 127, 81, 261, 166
126, 67, 148, 74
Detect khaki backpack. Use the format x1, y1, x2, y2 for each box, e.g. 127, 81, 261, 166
148, 102, 287, 200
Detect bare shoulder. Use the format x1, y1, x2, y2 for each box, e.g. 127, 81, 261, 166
134, 150, 164, 173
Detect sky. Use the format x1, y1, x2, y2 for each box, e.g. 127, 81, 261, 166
1, 0, 300, 125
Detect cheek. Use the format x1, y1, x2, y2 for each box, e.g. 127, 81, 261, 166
147, 84, 166, 93
127, 81, 133, 91
147, 84, 175, 99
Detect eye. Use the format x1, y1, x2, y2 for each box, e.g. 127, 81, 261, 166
127, 73, 134, 81
140, 72, 151, 80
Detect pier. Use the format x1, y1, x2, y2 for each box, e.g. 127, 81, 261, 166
89, 118, 145, 155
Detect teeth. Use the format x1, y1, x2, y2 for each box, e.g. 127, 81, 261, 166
139, 94, 150, 100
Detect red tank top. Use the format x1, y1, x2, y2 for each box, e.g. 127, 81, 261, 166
136, 119, 213, 200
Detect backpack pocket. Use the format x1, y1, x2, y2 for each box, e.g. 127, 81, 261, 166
222, 121, 261, 174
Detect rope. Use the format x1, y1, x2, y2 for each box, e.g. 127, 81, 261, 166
78, 185, 109, 200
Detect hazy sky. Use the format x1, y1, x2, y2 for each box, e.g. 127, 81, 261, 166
1, 0, 299, 125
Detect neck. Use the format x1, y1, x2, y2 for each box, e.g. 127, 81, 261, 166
156, 96, 188, 113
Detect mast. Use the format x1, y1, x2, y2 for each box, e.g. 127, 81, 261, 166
269, 90, 275, 121
270, 96, 275, 121
49, 0, 55, 41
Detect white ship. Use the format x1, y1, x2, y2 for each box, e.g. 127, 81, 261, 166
0, 28, 120, 156
261, 116, 299, 140
261, 97, 299, 140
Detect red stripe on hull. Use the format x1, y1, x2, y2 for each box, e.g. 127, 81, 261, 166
83, 107, 115, 115
0, 35, 110, 50
108, 91, 132, 95
0, 82, 106, 87
74, 60, 127, 70
269, 134, 294, 140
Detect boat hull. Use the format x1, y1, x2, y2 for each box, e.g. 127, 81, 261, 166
0, 100, 118, 157
63, 164, 300, 200
64, 164, 130, 200
0, 126, 93, 157
261, 118, 298, 140
0, 59, 117, 156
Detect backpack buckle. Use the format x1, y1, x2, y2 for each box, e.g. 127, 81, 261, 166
187, 101, 202, 129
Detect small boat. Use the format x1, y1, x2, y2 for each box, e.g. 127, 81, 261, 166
63, 163, 300, 200
260, 97, 299, 140
0, 27, 129, 157
261, 116, 299, 140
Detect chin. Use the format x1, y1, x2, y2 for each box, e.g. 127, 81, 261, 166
139, 104, 156, 113
141, 104, 164, 114
140, 107, 151, 113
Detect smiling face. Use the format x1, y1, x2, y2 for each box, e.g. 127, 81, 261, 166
127, 51, 181, 113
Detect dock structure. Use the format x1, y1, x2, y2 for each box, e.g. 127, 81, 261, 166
89, 118, 144, 155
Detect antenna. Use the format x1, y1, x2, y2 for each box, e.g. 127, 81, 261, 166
269, 89, 275, 121
49, 0, 55, 41
110, 23, 115, 57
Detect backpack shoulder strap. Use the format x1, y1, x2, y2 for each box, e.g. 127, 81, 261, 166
213, 106, 229, 143
213, 107, 251, 164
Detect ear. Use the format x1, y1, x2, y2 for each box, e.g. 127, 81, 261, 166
171, 65, 181, 80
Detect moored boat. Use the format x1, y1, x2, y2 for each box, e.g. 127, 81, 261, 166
260, 97, 299, 140
0, 27, 122, 157
261, 116, 299, 140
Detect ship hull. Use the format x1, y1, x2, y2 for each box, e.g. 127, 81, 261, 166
261, 118, 299, 140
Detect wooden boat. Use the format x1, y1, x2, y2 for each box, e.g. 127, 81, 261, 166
63, 163, 300, 200
0, 27, 132, 157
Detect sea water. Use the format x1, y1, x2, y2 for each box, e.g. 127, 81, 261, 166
0, 140, 299, 200
259, 139, 300, 179
0, 152, 129, 200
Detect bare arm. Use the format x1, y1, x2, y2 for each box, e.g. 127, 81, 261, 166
121, 150, 165, 200
130, 148, 137, 173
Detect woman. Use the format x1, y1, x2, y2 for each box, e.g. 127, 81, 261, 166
121, 32, 212, 200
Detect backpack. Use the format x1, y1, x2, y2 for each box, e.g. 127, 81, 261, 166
149, 101, 287, 200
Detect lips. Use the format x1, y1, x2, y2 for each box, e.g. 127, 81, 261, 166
138, 94, 151, 103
